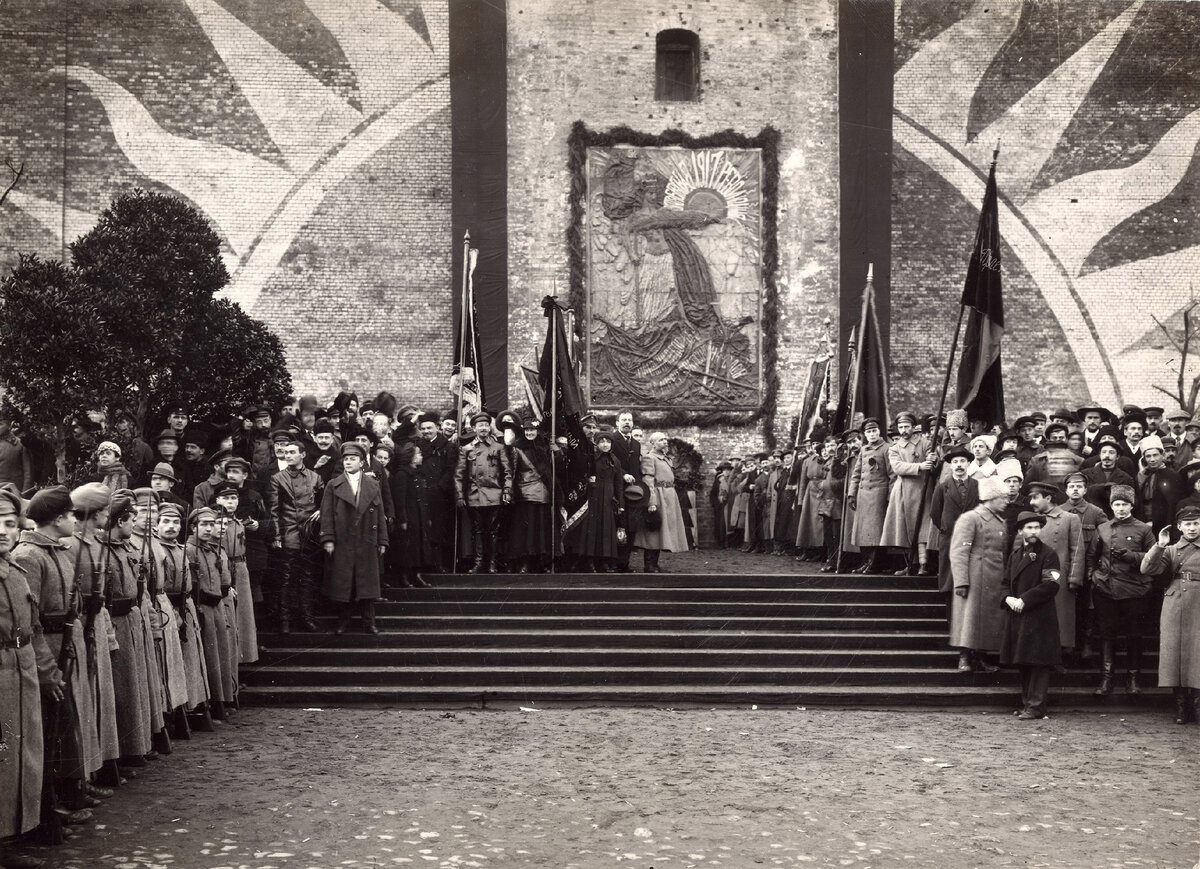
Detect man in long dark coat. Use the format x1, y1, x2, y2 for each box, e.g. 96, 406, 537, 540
321, 443, 387, 635
999, 510, 1062, 721
1136, 434, 1185, 535
929, 446, 979, 632
609, 411, 643, 572
416, 412, 457, 573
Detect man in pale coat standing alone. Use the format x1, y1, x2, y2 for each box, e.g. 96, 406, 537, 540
949, 474, 1010, 672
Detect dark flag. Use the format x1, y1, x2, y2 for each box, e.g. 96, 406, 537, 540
796, 358, 832, 444
833, 266, 890, 432
538, 296, 592, 533
451, 236, 485, 416
955, 159, 1005, 426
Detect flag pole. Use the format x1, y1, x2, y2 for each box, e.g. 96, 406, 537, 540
453, 229, 470, 572
834, 268, 866, 574
549, 293, 560, 576
905, 146, 1000, 575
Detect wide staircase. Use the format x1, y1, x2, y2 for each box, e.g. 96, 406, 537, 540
242, 571, 1168, 709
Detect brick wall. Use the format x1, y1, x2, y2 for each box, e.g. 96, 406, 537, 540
0, 0, 453, 409
506, 0, 841, 544
893, 0, 1200, 418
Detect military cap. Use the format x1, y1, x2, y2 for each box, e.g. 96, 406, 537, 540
188, 506, 217, 525
1043, 422, 1070, 439
1176, 505, 1200, 523
165, 402, 190, 416
241, 404, 259, 419
26, 486, 73, 524
156, 502, 185, 521
1143, 406, 1165, 416
1024, 481, 1063, 498
1013, 415, 1037, 430
224, 456, 251, 473
106, 489, 135, 527
1030, 411, 1048, 423
70, 482, 112, 514
861, 417, 881, 432
132, 487, 160, 505
1015, 510, 1047, 528
207, 447, 233, 467
253, 407, 273, 421
0, 483, 24, 518
1121, 404, 1143, 416
210, 481, 240, 501
470, 411, 492, 426
340, 442, 367, 460
270, 428, 297, 444
580, 413, 597, 425
1063, 472, 1088, 487
893, 411, 916, 426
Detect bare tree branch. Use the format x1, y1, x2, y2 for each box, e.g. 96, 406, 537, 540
0, 158, 24, 208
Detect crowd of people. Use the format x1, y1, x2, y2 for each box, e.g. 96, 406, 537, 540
709, 403, 1200, 722
0, 393, 704, 864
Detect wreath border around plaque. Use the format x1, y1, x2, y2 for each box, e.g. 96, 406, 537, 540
567, 122, 781, 448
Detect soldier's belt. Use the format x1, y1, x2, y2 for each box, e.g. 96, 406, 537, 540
196, 590, 223, 607
40, 612, 74, 634
0, 631, 32, 649
229, 555, 247, 564
109, 598, 136, 617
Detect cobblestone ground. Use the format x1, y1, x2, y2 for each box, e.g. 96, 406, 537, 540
13, 706, 1199, 869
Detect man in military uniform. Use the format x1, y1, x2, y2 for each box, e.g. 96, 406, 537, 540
881, 411, 934, 574
847, 418, 891, 574
269, 436, 323, 632
454, 412, 511, 574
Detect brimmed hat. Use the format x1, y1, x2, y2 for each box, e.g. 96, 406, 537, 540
1077, 405, 1116, 424
1015, 510, 1047, 528
1024, 481, 1063, 499
943, 446, 972, 463
149, 462, 177, 484
624, 482, 646, 502
154, 429, 179, 445
1049, 407, 1077, 423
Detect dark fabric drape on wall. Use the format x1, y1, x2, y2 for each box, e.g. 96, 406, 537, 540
839, 0, 893, 380
450, 0, 507, 411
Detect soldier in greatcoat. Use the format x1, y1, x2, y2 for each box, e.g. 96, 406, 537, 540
212, 484, 257, 664
0, 483, 56, 842
795, 445, 830, 560
847, 418, 892, 574
949, 474, 1011, 672
11, 487, 99, 815
1140, 503, 1200, 725
321, 442, 387, 634
999, 510, 1062, 720
186, 507, 234, 719
153, 502, 213, 732
1024, 481, 1085, 654
881, 411, 934, 573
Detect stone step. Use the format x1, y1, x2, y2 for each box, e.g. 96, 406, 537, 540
327, 614, 953, 632
241, 664, 1162, 689
381, 586, 943, 603
413, 572, 939, 590
239, 682, 1173, 709
367, 601, 947, 617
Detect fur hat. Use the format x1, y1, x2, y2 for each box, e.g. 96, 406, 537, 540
946, 409, 968, 429
996, 458, 1024, 482
978, 475, 1009, 501
1139, 434, 1165, 454
1109, 484, 1136, 505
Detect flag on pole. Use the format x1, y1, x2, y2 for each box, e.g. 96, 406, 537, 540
955, 158, 1005, 426
796, 358, 832, 444
833, 266, 890, 432
539, 296, 592, 533
451, 242, 484, 416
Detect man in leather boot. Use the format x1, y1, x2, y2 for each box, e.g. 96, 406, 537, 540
1094, 640, 1116, 696
270, 435, 323, 634
455, 413, 511, 577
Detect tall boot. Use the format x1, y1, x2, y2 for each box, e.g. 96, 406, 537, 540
1174, 687, 1192, 725
172, 705, 192, 740
334, 601, 353, 636
1094, 641, 1115, 696
297, 577, 320, 633
360, 600, 379, 635
642, 548, 655, 573
467, 553, 485, 574
190, 701, 216, 733
151, 727, 172, 757
1126, 636, 1142, 695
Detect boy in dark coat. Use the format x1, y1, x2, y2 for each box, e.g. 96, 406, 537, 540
321, 442, 387, 635
999, 510, 1062, 720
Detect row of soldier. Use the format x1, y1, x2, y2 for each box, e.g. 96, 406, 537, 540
1, 482, 253, 862
709, 403, 1200, 723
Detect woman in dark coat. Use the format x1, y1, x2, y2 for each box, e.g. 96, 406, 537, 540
574, 428, 625, 572
320, 442, 387, 634
503, 417, 557, 574
999, 510, 1062, 720
389, 441, 436, 586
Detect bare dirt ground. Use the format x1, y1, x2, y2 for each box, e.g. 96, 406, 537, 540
14, 705, 1199, 869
